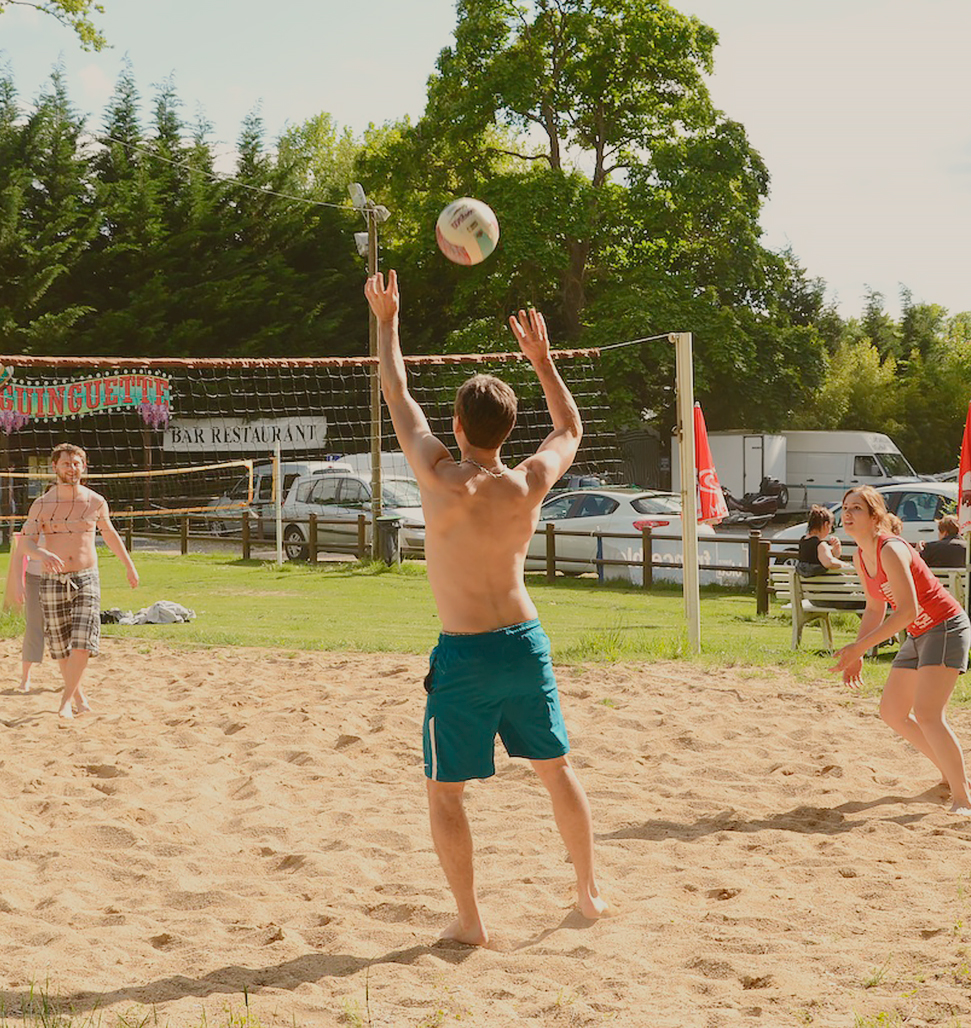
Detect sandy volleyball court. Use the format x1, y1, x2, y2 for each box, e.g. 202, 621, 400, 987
2, 638, 971, 1027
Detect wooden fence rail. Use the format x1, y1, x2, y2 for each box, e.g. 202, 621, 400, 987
117, 513, 784, 592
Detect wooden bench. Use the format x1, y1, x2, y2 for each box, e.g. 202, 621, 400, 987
769, 566, 968, 650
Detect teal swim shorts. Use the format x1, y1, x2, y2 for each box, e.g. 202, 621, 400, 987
423, 619, 570, 782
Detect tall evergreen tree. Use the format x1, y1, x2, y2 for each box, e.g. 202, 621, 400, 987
0, 69, 95, 350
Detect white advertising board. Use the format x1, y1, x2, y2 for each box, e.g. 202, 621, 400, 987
163, 416, 327, 453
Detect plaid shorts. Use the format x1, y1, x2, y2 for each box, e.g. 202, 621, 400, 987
40, 568, 101, 660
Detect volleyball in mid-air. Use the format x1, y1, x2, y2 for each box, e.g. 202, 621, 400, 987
435, 197, 500, 266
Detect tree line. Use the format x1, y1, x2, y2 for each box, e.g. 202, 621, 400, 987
2, 0, 968, 472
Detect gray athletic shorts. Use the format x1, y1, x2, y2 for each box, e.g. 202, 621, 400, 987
22, 571, 45, 664
894, 612, 971, 673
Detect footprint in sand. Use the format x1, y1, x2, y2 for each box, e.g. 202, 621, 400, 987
83, 763, 126, 779
687, 956, 734, 979
706, 887, 742, 901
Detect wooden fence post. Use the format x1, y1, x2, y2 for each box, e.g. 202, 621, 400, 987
180, 516, 188, 555
545, 523, 556, 582
641, 527, 653, 589
309, 513, 318, 563
756, 540, 771, 615
748, 529, 761, 590
357, 514, 367, 559
125, 515, 133, 552
242, 511, 251, 560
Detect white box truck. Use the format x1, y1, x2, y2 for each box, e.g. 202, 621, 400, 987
670, 431, 785, 496
671, 429, 919, 511
780, 430, 918, 509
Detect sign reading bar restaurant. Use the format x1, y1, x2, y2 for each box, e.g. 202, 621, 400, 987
0, 373, 171, 420
163, 416, 328, 453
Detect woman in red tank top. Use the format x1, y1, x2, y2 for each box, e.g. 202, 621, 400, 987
833, 486, 971, 815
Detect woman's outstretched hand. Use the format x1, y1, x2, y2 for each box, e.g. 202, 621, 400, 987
832, 643, 865, 688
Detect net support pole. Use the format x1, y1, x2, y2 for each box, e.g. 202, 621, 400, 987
274, 443, 283, 566
673, 332, 701, 655
368, 208, 382, 561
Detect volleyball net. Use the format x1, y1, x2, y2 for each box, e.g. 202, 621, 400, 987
0, 351, 626, 529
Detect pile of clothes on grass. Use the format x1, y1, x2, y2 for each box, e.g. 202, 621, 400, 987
100, 600, 195, 625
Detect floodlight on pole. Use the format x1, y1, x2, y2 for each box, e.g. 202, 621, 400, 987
348, 181, 367, 211
347, 182, 392, 560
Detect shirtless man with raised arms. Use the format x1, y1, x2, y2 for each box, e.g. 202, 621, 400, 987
365, 270, 607, 947
20, 443, 138, 719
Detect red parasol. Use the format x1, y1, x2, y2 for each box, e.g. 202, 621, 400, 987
959, 400, 971, 535
693, 402, 728, 525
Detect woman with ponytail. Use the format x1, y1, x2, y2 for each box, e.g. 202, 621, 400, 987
833, 486, 971, 815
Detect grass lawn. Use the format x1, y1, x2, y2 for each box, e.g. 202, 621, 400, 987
1, 548, 942, 702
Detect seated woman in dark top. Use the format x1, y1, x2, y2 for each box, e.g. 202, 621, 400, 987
919, 514, 967, 568
796, 505, 849, 577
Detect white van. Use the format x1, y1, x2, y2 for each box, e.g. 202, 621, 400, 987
782, 431, 918, 509
207, 460, 351, 536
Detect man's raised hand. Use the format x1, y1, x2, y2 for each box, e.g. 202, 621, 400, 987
508, 308, 551, 364
364, 269, 400, 325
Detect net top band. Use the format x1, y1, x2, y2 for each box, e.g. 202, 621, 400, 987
0, 349, 601, 371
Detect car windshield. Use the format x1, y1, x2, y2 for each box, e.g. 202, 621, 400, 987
383, 479, 421, 507
631, 495, 682, 515
878, 452, 916, 477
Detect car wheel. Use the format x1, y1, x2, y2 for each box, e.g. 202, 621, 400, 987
777, 486, 789, 508
283, 525, 309, 561
210, 519, 228, 537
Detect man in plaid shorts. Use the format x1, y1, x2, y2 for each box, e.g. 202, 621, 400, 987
20, 443, 139, 719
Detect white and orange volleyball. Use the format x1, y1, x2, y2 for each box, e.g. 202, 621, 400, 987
435, 197, 500, 266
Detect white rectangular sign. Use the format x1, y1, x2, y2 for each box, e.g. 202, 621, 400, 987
162, 416, 328, 453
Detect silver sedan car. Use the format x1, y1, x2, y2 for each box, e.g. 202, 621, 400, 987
525, 488, 721, 581
772, 481, 958, 557
280, 471, 424, 560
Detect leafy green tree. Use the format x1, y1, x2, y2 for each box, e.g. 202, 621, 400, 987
896, 328, 971, 472
355, 0, 829, 434
0, 0, 107, 50
789, 335, 903, 436
277, 113, 359, 200
416, 0, 727, 339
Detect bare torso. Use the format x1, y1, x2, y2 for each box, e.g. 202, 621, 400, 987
421, 461, 545, 633
23, 485, 105, 572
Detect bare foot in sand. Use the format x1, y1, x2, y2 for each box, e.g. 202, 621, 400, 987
438, 916, 489, 948
950, 802, 971, 816
20, 677, 30, 693
58, 704, 74, 720
578, 892, 612, 919
74, 702, 92, 715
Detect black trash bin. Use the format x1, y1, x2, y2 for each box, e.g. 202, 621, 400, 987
375, 515, 401, 566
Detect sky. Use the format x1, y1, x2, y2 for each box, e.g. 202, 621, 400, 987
2, 0, 969, 321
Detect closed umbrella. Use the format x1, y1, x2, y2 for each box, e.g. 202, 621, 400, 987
959, 400, 971, 535
693, 402, 728, 525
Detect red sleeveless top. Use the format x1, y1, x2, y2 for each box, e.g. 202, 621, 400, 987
858, 533, 962, 636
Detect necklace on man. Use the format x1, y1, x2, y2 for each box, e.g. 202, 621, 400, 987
462, 458, 506, 479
